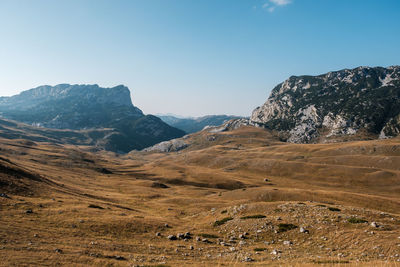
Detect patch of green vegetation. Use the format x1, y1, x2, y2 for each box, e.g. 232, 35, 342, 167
348, 217, 368, 224
221, 210, 227, 214
312, 260, 350, 264
277, 223, 297, 233
88, 204, 104, 209
253, 248, 267, 252
240, 214, 266, 220
274, 208, 282, 212
199, 233, 219, 238
213, 217, 233, 226
328, 207, 341, 212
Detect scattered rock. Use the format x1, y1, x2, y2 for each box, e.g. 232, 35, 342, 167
155, 232, 161, 237
25, 209, 33, 214
55, 248, 63, 253
271, 249, 281, 255
184, 232, 191, 239
177, 233, 185, 239
283, 240, 293, 246
167, 235, 177, 241
189, 245, 194, 250
370, 222, 379, 228
300, 227, 309, 234
243, 256, 254, 262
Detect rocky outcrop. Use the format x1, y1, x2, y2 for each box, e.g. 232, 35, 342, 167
204, 118, 254, 133
143, 138, 189, 153
251, 66, 400, 143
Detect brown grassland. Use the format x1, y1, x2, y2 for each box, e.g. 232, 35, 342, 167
0, 126, 400, 266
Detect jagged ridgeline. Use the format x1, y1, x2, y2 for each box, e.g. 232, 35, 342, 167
0, 84, 185, 152
251, 66, 400, 143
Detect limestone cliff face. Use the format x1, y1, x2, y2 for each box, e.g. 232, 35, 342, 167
0, 84, 143, 129
251, 66, 400, 143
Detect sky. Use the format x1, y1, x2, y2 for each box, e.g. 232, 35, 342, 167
0, 0, 399, 117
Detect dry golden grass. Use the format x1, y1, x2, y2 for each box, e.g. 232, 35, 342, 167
0, 126, 399, 266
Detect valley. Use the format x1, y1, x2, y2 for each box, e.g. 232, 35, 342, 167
1, 126, 399, 266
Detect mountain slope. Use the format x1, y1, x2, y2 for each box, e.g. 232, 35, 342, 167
158, 114, 242, 133
0, 84, 185, 152
251, 66, 400, 143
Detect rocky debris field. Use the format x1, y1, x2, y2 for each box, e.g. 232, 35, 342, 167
150, 202, 400, 265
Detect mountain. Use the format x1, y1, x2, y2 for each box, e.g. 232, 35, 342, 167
251, 66, 400, 143
157, 114, 243, 133
0, 84, 185, 152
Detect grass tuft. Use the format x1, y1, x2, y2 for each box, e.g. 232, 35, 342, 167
88, 204, 104, 209
199, 233, 219, 238
213, 217, 233, 226
278, 223, 297, 232
240, 214, 266, 220
348, 217, 368, 224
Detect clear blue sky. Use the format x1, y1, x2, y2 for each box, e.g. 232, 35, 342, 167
0, 0, 399, 117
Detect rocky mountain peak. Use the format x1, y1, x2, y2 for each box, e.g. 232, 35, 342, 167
2, 84, 136, 111
0, 84, 143, 129
251, 66, 400, 143
0, 84, 185, 153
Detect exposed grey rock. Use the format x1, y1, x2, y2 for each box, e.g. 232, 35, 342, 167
143, 138, 188, 152
283, 240, 293, 246
271, 249, 281, 255
299, 227, 309, 233
243, 256, 254, 262
205, 118, 254, 133
370, 222, 379, 228
251, 66, 400, 143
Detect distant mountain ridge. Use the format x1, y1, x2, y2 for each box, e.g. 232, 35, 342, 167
250, 66, 400, 143
157, 114, 243, 133
0, 84, 185, 152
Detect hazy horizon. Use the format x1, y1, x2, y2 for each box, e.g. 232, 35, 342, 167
1, 0, 399, 117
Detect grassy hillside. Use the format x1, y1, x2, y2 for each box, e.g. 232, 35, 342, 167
0, 126, 399, 266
